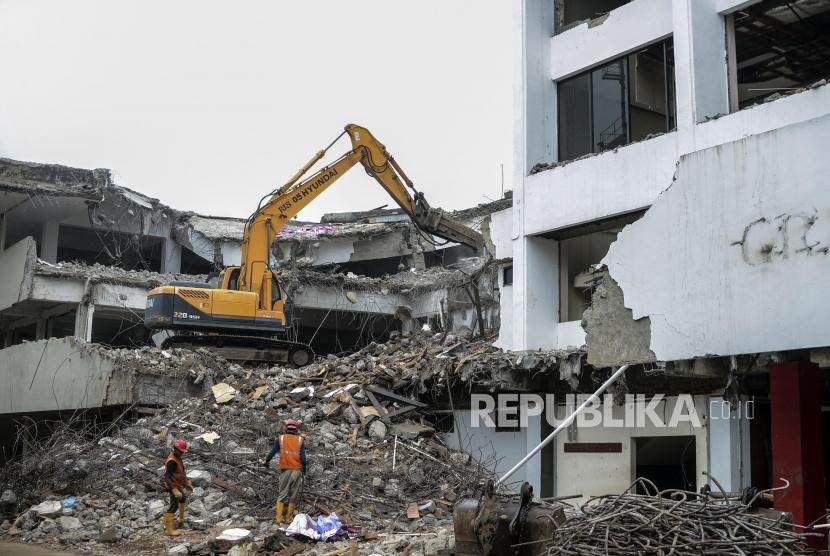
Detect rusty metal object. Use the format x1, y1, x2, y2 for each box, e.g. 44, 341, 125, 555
455, 481, 566, 556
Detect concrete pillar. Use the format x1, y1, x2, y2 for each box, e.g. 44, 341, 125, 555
707, 396, 751, 492
2, 329, 11, 348
672, 0, 730, 151
516, 236, 559, 350
41, 221, 59, 263
405, 252, 426, 270
770, 361, 826, 548
0, 213, 7, 251
74, 303, 94, 341
35, 318, 47, 341
524, 413, 542, 492
161, 237, 182, 274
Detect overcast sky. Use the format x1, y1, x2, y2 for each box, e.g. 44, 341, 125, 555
0, 1, 513, 222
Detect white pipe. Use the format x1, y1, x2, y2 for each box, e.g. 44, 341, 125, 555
496, 364, 630, 486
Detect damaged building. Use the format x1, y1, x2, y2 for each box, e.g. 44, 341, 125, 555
494, 0, 830, 539
0, 156, 508, 460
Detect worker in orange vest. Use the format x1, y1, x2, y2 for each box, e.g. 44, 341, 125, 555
263, 419, 307, 524
162, 438, 193, 536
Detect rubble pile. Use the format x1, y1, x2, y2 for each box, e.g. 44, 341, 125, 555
35, 259, 208, 289
1, 331, 555, 554
84, 343, 233, 380
278, 259, 493, 297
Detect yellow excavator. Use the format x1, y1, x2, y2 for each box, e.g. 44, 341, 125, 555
144, 124, 484, 366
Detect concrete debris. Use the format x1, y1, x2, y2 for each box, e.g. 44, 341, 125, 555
34, 259, 207, 289
278, 259, 486, 295
0, 158, 109, 199
211, 382, 238, 403
2, 331, 541, 554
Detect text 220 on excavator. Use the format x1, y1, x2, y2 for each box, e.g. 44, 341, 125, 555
144, 124, 484, 366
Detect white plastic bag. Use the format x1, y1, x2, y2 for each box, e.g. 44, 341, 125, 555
285, 513, 320, 540
315, 512, 343, 541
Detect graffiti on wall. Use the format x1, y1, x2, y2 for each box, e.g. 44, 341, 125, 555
732, 210, 829, 265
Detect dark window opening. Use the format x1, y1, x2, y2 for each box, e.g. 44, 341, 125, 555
180, 247, 214, 275
729, 0, 830, 110
558, 38, 676, 162
556, 0, 632, 33
495, 395, 522, 432
634, 435, 697, 492
56, 225, 162, 272
90, 312, 149, 348
503, 266, 514, 286
542, 210, 645, 322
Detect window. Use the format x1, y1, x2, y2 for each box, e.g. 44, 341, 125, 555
558, 38, 676, 162
556, 0, 631, 33
502, 266, 513, 286
728, 0, 830, 110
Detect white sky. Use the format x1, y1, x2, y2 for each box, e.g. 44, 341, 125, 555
0, 1, 514, 222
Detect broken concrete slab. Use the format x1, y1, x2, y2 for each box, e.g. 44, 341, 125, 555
582, 272, 656, 368
601, 114, 830, 361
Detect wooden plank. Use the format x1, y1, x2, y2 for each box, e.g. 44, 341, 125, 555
365, 385, 428, 408
364, 389, 390, 423
563, 442, 622, 453
385, 405, 417, 419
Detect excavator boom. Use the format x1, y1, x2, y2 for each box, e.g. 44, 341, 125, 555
145, 124, 485, 365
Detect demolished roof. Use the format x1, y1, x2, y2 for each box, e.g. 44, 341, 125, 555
34, 260, 207, 289
0, 158, 110, 199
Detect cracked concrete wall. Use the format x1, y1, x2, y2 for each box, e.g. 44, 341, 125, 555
582, 271, 656, 367
0, 337, 126, 413
598, 114, 830, 362
0, 237, 36, 312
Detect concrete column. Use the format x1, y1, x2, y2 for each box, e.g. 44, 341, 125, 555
41, 221, 59, 263
770, 361, 826, 548
35, 318, 47, 341
2, 329, 11, 348
161, 237, 182, 274
74, 303, 94, 342
0, 213, 7, 251
516, 236, 559, 350
672, 0, 730, 141
707, 396, 751, 492
524, 413, 542, 492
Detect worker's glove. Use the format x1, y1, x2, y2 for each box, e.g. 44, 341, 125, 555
172, 488, 183, 500
186, 479, 193, 489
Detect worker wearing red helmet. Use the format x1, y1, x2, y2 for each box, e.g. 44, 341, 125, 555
162, 438, 193, 537
263, 419, 307, 524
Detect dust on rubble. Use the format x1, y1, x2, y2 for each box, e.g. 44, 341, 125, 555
2, 331, 567, 555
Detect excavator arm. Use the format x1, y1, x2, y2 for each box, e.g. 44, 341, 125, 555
238, 124, 485, 291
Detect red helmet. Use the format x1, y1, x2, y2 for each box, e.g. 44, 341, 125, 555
285, 419, 300, 431
173, 439, 188, 453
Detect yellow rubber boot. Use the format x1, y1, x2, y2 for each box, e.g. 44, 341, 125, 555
177, 502, 185, 527
286, 503, 296, 524
163, 513, 181, 537
275, 501, 285, 524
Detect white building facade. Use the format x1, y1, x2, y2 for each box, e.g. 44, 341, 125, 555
491, 0, 830, 527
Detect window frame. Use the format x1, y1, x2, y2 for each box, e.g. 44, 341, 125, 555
557, 38, 676, 163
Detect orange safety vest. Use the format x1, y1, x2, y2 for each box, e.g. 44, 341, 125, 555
164, 452, 187, 491
279, 434, 304, 470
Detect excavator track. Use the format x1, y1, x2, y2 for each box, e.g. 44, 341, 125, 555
161, 333, 314, 367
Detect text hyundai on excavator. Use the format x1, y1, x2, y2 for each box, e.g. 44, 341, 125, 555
144, 124, 484, 366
